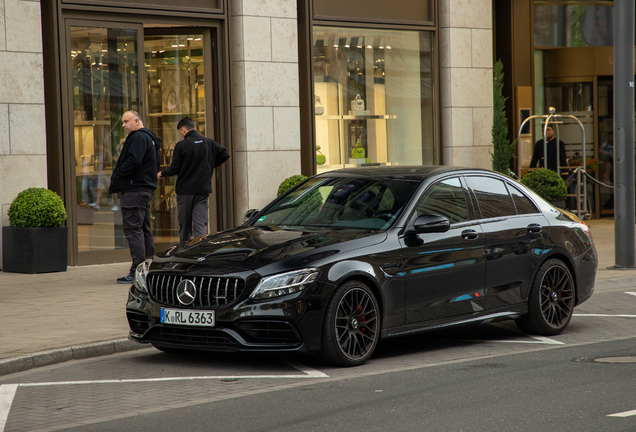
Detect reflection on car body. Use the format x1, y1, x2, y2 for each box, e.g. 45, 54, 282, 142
126, 166, 597, 366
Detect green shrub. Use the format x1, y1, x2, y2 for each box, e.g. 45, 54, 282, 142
277, 175, 308, 196
520, 169, 567, 203
8, 188, 67, 228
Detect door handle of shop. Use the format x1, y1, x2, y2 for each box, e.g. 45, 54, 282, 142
461, 229, 479, 240
527, 223, 542, 234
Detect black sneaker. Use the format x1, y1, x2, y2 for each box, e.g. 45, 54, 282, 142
117, 273, 134, 284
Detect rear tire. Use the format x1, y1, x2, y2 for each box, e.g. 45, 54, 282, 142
319, 281, 380, 367
516, 258, 575, 336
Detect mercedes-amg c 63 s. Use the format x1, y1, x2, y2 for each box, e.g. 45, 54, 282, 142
126, 166, 597, 366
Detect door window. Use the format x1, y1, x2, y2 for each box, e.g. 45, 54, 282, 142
415, 177, 469, 224
71, 25, 140, 253
145, 33, 208, 245
507, 184, 540, 215
466, 176, 516, 219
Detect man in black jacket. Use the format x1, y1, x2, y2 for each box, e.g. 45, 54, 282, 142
530, 124, 568, 174
109, 110, 162, 284
158, 117, 229, 242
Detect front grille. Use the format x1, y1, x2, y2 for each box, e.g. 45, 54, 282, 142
155, 327, 237, 346
147, 274, 245, 308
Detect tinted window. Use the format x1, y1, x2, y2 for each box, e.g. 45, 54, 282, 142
254, 177, 420, 230
507, 184, 540, 214
466, 176, 515, 219
415, 177, 469, 224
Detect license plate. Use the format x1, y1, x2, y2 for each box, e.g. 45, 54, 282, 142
160, 308, 215, 327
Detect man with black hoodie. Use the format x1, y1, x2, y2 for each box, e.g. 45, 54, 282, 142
109, 111, 162, 284
158, 117, 229, 242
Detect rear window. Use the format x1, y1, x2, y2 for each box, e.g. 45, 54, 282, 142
465, 176, 516, 219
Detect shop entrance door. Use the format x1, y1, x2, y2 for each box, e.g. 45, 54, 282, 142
66, 22, 219, 265
68, 22, 144, 264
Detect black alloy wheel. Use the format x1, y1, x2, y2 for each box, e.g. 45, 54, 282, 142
516, 258, 575, 336
319, 281, 380, 367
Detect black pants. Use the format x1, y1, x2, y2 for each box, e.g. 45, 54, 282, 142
177, 193, 209, 242
120, 190, 155, 274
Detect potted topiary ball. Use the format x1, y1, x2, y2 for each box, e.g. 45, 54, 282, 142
2, 187, 68, 273
520, 169, 568, 207
278, 175, 308, 196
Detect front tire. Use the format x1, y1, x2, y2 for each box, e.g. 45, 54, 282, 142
516, 258, 575, 335
319, 281, 380, 367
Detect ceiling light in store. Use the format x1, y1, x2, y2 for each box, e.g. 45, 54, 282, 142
357, 37, 363, 49
172, 44, 178, 47
379, 37, 385, 49
195, 38, 201, 41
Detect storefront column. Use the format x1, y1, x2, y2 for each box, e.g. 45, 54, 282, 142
229, 0, 301, 226
439, 0, 494, 169
0, 0, 48, 268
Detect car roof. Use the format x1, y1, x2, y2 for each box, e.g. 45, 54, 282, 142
314, 165, 496, 180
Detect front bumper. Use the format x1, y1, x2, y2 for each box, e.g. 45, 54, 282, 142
126, 278, 328, 353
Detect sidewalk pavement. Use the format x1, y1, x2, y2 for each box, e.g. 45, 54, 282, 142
1, 219, 636, 376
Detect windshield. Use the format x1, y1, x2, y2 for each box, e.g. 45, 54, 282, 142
253, 177, 421, 230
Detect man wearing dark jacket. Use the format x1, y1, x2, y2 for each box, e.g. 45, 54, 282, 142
158, 117, 229, 242
109, 111, 161, 284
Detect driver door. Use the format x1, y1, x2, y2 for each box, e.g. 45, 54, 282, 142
402, 176, 486, 324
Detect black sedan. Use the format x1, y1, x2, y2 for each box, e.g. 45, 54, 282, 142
126, 166, 597, 366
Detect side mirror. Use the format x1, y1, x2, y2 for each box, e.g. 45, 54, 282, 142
243, 209, 260, 223
407, 214, 450, 235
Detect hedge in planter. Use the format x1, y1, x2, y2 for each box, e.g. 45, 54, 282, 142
3, 188, 68, 273
278, 175, 308, 196
520, 169, 567, 205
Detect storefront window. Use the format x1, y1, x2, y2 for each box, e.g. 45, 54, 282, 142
313, 27, 435, 172
534, 4, 614, 48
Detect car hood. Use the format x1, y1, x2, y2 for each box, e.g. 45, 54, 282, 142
153, 225, 386, 274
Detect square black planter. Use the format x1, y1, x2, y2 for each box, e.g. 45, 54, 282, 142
2, 226, 68, 273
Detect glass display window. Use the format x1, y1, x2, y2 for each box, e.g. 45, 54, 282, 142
313, 26, 435, 173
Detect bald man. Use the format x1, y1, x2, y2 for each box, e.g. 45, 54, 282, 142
109, 111, 162, 283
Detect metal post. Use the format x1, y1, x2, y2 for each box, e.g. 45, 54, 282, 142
613, 0, 635, 268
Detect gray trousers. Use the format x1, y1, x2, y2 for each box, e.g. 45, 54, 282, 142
120, 190, 155, 275
177, 193, 209, 242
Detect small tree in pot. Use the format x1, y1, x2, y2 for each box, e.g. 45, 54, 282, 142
2, 188, 68, 273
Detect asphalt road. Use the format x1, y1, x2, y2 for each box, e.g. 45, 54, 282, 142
1, 285, 635, 432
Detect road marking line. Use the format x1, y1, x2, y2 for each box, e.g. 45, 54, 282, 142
487, 336, 564, 345
573, 314, 636, 318
608, 408, 636, 418
18, 373, 329, 387
285, 361, 329, 378
625, 292, 636, 297
0, 384, 18, 432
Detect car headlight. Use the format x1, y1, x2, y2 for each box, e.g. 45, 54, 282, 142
250, 269, 320, 300
134, 258, 153, 293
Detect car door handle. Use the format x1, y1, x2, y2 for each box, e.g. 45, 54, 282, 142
527, 223, 542, 234
461, 229, 479, 240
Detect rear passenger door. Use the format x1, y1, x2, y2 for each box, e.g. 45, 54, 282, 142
464, 175, 550, 309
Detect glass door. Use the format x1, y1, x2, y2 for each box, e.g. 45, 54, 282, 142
143, 30, 212, 249
69, 23, 143, 261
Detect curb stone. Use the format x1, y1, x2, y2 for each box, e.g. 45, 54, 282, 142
0, 339, 150, 377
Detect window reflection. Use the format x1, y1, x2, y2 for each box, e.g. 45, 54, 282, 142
145, 34, 206, 245
71, 26, 139, 252
313, 27, 434, 172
